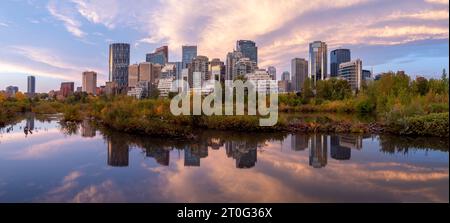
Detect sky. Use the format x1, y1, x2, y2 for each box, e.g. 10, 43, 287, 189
0, 0, 448, 93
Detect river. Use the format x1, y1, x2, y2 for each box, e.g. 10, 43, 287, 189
0, 114, 448, 202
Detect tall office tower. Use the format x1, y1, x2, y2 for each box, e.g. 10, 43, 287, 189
330, 49, 351, 77
236, 40, 258, 65
281, 71, 290, 81
225, 50, 243, 80
128, 64, 139, 88
161, 63, 176, 79
60, 82, 74, 97
109, 43, 130, 90
146, 45, 168, 65
308, 41, 327, 86
267, 66, 277, 80
191, 55, 209, 84
210, 58, 225, 81
82, 71, 97, 95
339, 59, 363, 91
138, 62, 160, 86
27, 76, 35, 94
291, 58, 308, 92
182, 45, 197, 68
235, 58, 257, 76
175, 61, 183, 80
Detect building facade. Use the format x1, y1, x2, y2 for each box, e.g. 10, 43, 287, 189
339, 59, 363, 91
308, 41, 327, 86
27, 76, 35, 94
267, 66, 276, 80
281, 71, 290, 81
60, 82, 74, 97
291, 58, 308, 92
235, 58, 257, 77
82, 71, 97, 95
225, 50, 243, 80
330, 49, 351, 77
109, 43, 130, 90
236, 40, 258, 65
182, 45, 198, 69
146, 45, 168, 65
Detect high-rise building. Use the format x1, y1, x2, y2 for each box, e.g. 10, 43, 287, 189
210, 58, 225, 82
339, 59, 363, 91
236, 40, 258, 65
109, 43, 130, 90
191, 55, 209, 85
330, 49, 351, 77
161, 63, 176, 79
175, 61, 183, 80
225, 50, 243, 80
309, 41, 327, 86
281, 71, 290, 81
27, 76, 35, 94
5, 86, 19, 96
128, 64, 139, 88
60, 82, 74, 97
182, 45, 197, 68
291, 58, 308, 92
146, 45, 168, 65
235, 58, 257, 76
267, 66, 276, 80
82, 71, 97, 95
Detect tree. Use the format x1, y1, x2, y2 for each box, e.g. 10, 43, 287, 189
302, 78, 314, 101
412, 77, 429, 96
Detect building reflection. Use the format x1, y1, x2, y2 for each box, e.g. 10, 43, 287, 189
26, 113, 35, 131
146, 146, 170, 166
81, 120, 96, 138
184, 146, 200, 167
330, 135, 351, 160
309, 134, 327, 168
107, 137, 129, 167
225, 141, 258, 168
339, 134, 362, 150
291, 134, 309, 151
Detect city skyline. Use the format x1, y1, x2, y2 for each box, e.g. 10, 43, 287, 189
0, 0, 449, 92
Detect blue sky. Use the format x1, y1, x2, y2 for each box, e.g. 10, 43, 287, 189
0, 0, 448, 92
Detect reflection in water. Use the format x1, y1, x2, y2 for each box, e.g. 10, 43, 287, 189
0, 117, 448, 202
309, 134, 328, 168
107, 136, 129, 167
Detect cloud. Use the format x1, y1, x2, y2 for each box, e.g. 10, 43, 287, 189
0, 22, 9, 27
47, 0, 86, 38
71, 0, 119, 29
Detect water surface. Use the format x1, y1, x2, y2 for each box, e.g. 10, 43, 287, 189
0, 114, 448, 202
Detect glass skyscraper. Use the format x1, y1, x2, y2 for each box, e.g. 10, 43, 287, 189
27, 75, 35, 94
330, 49, 351, 77
109, 43, 130, 89
146, 46, 168, 65
236, 40, 258, 65
308, 41, 327, 86
182, 45, 197, 69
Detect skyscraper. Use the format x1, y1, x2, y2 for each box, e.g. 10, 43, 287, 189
281, 71, 290, 81
225, 50, 243, 80
109, 43, 130, 90
146, 45, 168, 65
267, 66, 276, 80
27, 76, 35, 94
182, 45, 197, 68
60, 82, 74, 97
330, 49, 351, 77
236, 40, 258, 65
128, 64, 139, 88
191, 55, 209, 85
82, 71, 97, 95
308, 41, 327, 85
339, 59, 363, 91
291, 58, 308, 92
235, 58, 257, 76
